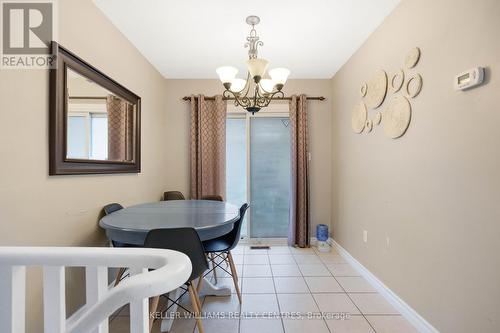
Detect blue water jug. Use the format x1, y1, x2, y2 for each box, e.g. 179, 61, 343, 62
316, 224, 329, 242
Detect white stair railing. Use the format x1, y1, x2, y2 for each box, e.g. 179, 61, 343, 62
0, 247, 192, 333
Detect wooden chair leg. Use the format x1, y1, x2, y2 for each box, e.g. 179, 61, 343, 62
196, 276, 204, 293
224, 253, 237, 282
188, 284, 204, 333
114, 267, 126, 287
193, 282, 203, 311
149, 296, 160, 331
209, 253, 218, 283
227, 251, 242, 304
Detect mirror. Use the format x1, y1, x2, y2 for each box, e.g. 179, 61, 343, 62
66, 68, 136, 162
50, 42, 141, 175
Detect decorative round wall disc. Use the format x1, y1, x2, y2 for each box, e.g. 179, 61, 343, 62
405, 47, 421, 69
351, 101, 367, 134
405, 73, 423, 98
365, 119, 373, 133
364, 70, 388, 109
390, 69, 405, 93
383, 95, 412, 139
373, 111, 382, 125
360, 82, 368, 97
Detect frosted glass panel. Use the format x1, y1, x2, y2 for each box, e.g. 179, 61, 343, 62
226, 118, 248, 237
67, 116, 87, 158
250, 117, 290, 238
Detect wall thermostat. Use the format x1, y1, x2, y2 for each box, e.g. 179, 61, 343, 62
454, 67, 484, 91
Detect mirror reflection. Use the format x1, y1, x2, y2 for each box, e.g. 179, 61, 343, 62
66, 67, 135, 162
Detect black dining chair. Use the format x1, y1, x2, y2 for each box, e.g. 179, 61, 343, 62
103, 203, 137, 286
144, 228, 208, 333
163, 191, 186, 201
201, 203, 249, 303
201, 194, 223, 202
103, 202, 123, 215
200, 195, 223, 282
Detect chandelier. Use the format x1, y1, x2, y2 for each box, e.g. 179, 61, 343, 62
216, 15, 290, 114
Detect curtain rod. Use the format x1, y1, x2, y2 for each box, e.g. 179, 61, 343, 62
182, 96, 326, 101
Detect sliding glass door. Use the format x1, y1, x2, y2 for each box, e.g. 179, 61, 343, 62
226, 117, 248, 236
226, 106, 290, 239
249, 117, 290, 237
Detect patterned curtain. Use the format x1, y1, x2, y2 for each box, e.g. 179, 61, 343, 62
190, 95, 227, 199
289, 94, 310, 247
107, 95, 133, 161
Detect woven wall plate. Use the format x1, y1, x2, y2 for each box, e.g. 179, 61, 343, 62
390, 69, 405, 93
405, 47, 421, 69
365, 119, 373, 133
364, 70, 388, 109
351, 101, 367, 134
383, 95, 412, 139
360, 82, 368, 97
405, 73, 423, 98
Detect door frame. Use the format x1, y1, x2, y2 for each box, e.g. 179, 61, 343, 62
227, 102, 290, 239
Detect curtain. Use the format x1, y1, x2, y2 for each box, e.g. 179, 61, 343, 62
107, 95, 133, 161
288, 94, 310, 247
190, 95, 227, 199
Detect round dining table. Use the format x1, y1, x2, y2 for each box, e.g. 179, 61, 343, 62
99, 200, 240, 332
99, 200, 240, 245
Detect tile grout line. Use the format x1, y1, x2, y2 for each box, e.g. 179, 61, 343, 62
317, 247, 378, 331
270, 251, 287, 333
329, 264, 378, 333
238, 256, 244, 333
302, 250, 333, 333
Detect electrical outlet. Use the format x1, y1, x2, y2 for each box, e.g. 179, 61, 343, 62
363, 230, 368, 243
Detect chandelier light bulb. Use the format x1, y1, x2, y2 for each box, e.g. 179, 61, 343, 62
216, 66, 238, 84
259, 79, 276, 93
269, 68, 290, 86
246, 58, 269, 82
230, 78, 246, 93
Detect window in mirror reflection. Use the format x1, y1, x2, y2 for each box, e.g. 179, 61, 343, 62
66, 67, 135, 162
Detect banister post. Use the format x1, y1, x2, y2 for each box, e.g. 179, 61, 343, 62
86, 266, 109, 333
43, 266, 66, 333
129, 267, 149, 333
0, 265, 26, 333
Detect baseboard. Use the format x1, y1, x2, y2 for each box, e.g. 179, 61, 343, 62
239, 237, 288, 245
310, 236, 331, 246
239, 237, 329, 247
330, 238, 439, 333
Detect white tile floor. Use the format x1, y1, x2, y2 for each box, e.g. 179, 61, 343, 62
110, 245, 418, 333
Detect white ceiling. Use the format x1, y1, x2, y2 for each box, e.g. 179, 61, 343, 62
94, 0, 400, 79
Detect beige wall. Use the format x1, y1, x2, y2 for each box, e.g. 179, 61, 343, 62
0, 1, 170, 331
164, 79, 333, 235
330, 0, 500, 332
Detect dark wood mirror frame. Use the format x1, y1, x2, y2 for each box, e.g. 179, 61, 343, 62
49, 41, 141, 175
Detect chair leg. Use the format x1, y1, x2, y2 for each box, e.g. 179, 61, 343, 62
196, 276, 204, 293
149, 296, 160, 331
193, 284, 203, 314
188, 284, 204, 333
224, 253, 237, 282
210, 253, 218, 283
227, 251, 242, 304
114, 267, 126, 287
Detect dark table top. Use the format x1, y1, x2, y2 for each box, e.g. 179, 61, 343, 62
99, 200, 240, 244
